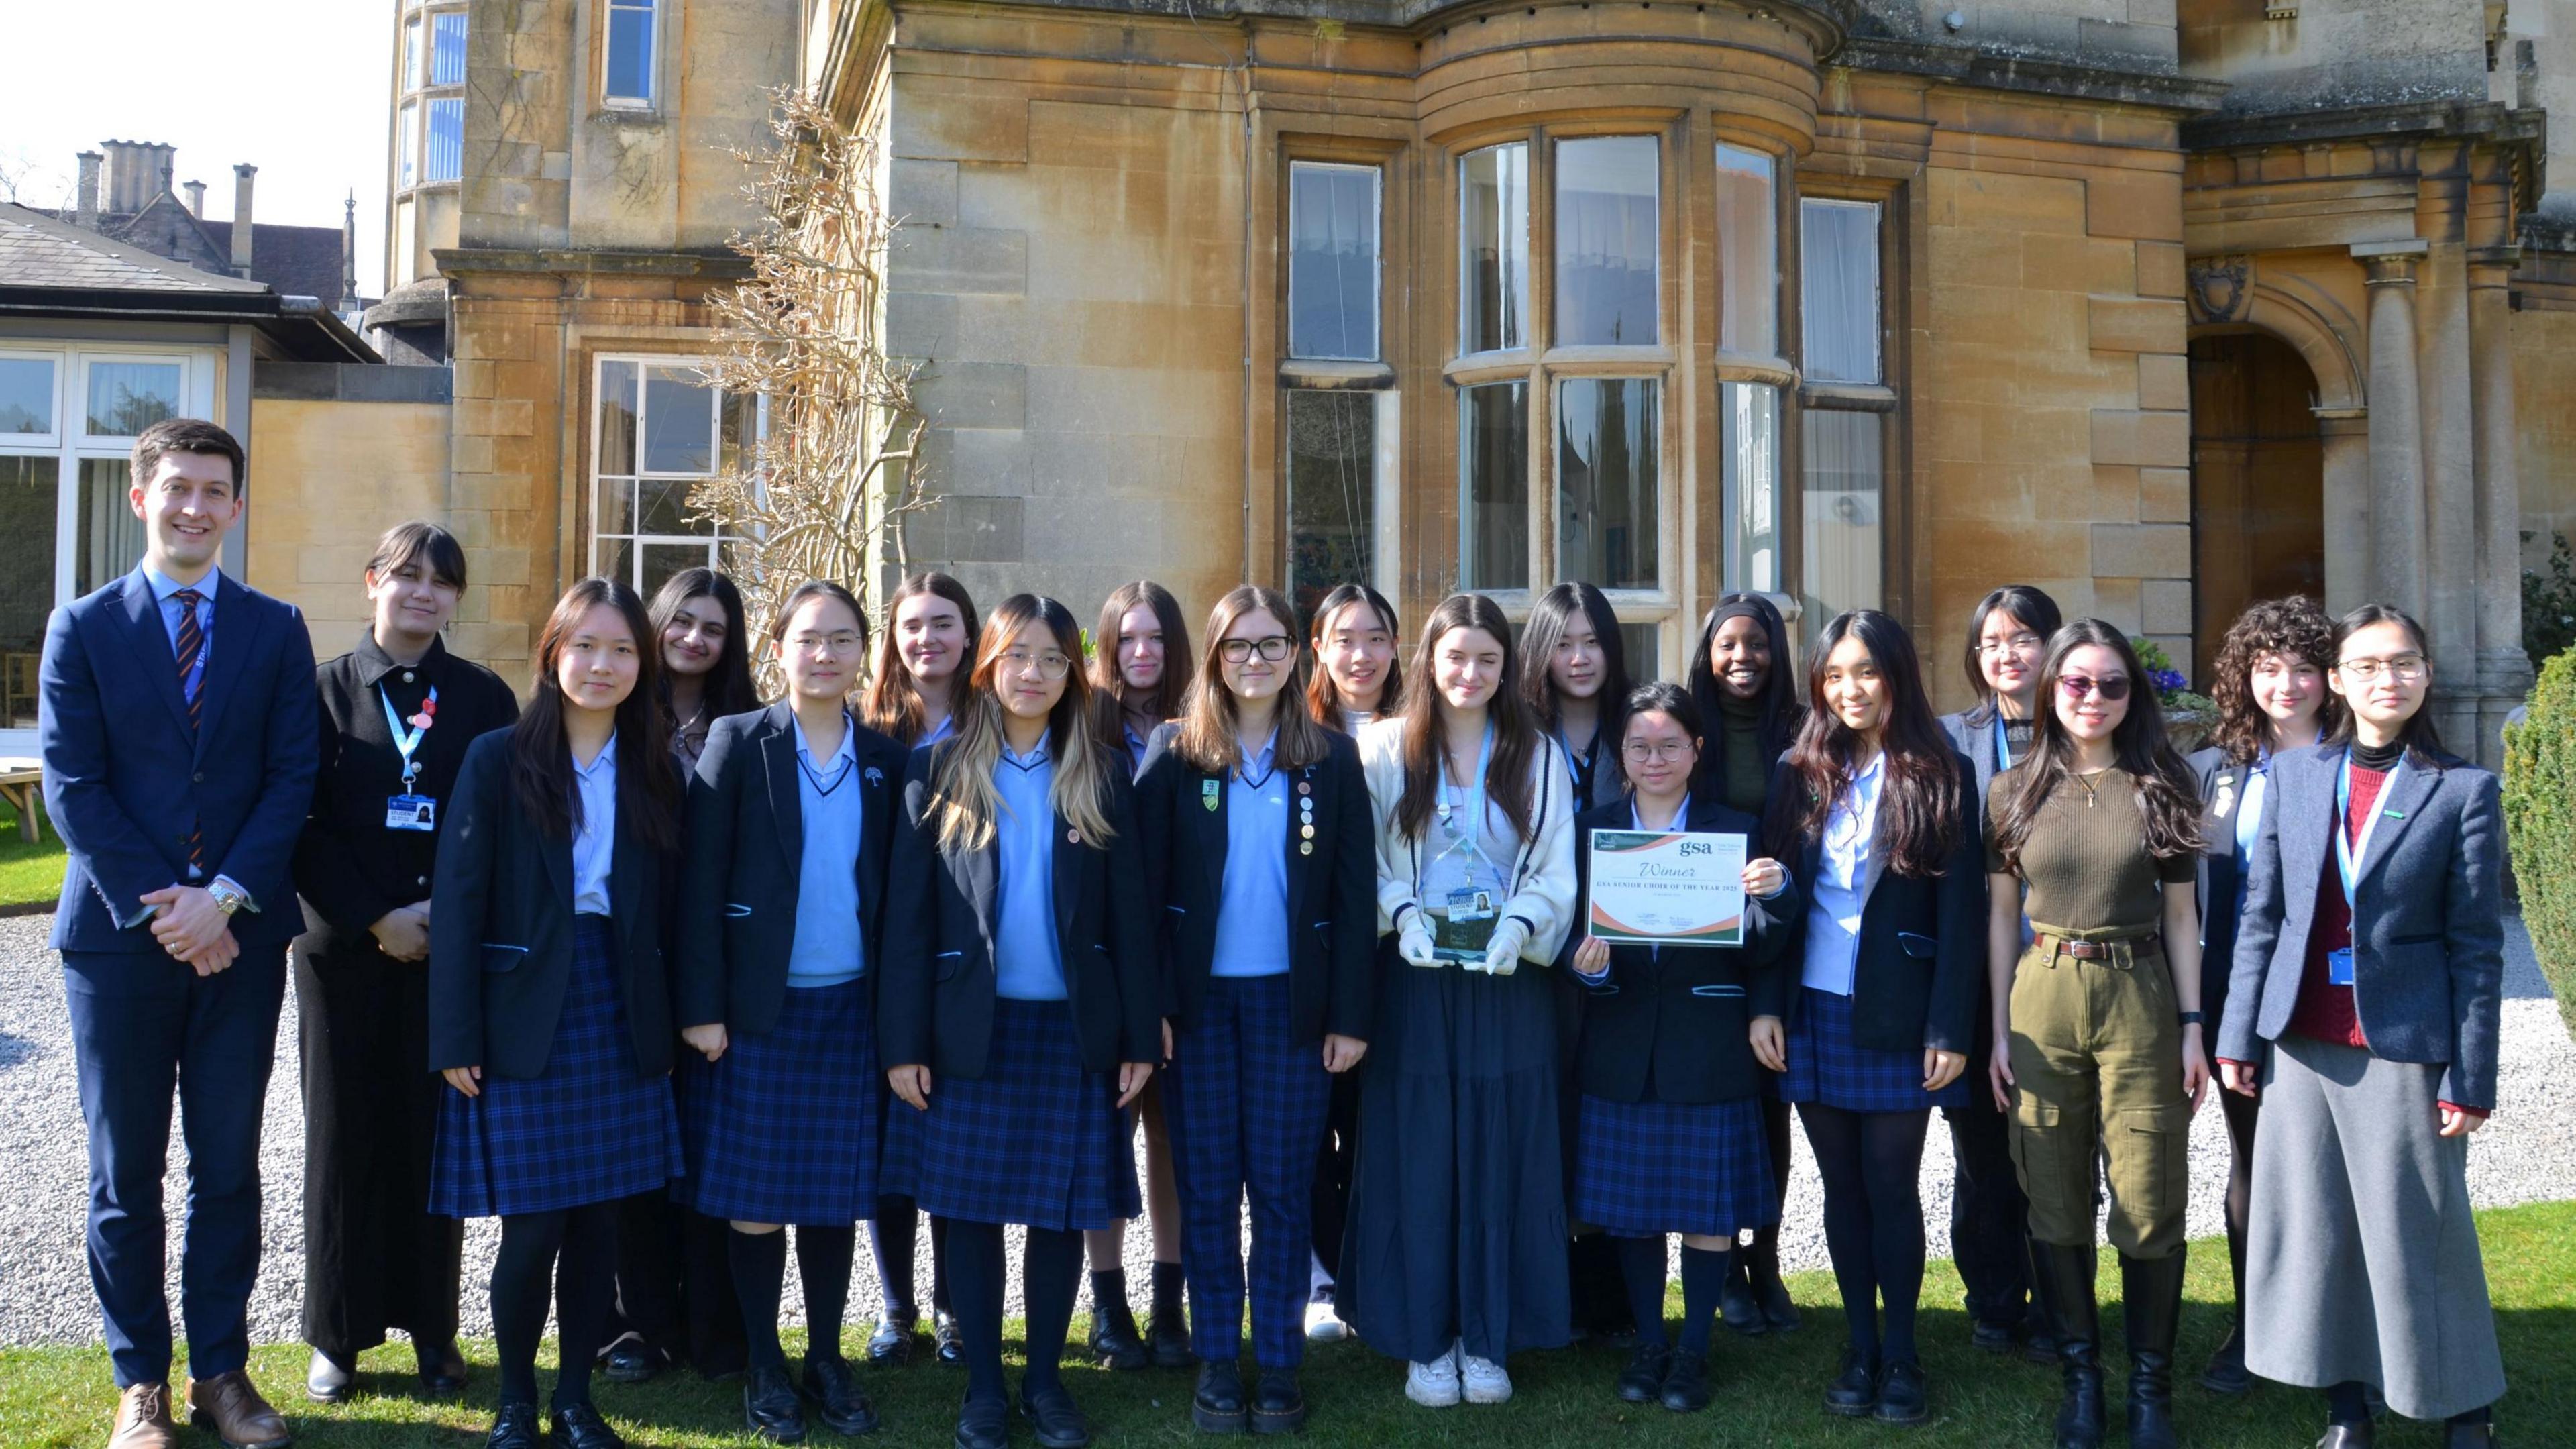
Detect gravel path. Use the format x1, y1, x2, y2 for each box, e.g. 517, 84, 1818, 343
1, 913, 2568, 1347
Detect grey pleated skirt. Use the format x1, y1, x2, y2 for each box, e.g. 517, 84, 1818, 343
2243, 1034, 2505, 1422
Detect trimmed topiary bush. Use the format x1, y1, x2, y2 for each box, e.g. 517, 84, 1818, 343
2503, 647, 2576, 1042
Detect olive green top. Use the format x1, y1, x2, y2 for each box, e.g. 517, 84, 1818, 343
1985, 767, 2194, 934
1717, 690, 1770, 817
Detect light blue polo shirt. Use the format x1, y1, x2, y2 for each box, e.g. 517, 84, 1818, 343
993, 743, 1067, 1001
1210, 739, 1291, 979
786, 714, 865, 987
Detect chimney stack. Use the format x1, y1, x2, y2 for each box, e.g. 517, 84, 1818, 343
231, 164, 256, 276
75, 151, 101, 229
99, 140, 177, 214
182, 180, 206, 217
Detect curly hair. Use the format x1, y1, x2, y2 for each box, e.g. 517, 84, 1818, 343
2206, 596, 2343, 767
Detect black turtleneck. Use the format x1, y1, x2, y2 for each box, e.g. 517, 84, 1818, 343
2351, 738, 2404, 773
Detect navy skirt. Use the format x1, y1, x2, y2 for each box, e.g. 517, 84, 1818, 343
879, 1075, 924, 1202
1574, 1094, 1780, 1239
682, 978, 882, 1225
1778, 985, 1968, 1112
430, 917, 682, 1218
914, 998, 1141, 1233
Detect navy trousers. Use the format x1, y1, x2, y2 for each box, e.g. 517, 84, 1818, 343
1163, 975, 1334, 1369
63, 945, 287, 1387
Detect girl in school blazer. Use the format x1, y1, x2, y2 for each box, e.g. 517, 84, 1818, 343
427, 578, 684, 1449
1753, 610, 1984, 1426
673, 581, 911, 1441
2216, 604, 2506, 1448
1561, 682, 1798, 1417
1135, 586, 1375, 1434
880, 594, 1160, 1449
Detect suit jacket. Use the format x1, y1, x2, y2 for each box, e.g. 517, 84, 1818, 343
427, 728, 679, 1080
1559, 794, 1800, 1104
42, 566, 319, 952
2188, 745, 2255, 1031
1753, 749, 1986, 1057
675, 703, 909, 1034
877, 739, 1160, 1079
1134, 722, 1374, 1044
2219, 744, 2506, 1112
1937, 707, 2010, 814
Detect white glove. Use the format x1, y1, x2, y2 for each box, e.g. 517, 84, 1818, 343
1482, 918, 1529, 977
1397, 915, 1438, 967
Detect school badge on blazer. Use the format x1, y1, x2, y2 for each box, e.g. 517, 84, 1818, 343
1202, 779, 1221, 812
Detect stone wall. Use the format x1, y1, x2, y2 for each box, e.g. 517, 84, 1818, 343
2178, 0, 2489, 115
241, 395, 457, 655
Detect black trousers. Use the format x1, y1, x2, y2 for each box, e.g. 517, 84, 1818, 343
1308, 1067, 1362, 1283
1943, 1091, 2034, 1329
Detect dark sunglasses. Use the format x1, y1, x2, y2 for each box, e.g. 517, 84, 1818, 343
2057, 673, 2131, 702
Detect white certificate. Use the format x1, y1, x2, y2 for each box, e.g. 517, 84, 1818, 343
1586, 829, 1748, 947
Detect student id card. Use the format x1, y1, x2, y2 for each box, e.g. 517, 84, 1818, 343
387, 794, 438, 832
2326, 946, 2355, 987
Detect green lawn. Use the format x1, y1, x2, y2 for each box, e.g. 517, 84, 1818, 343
6, 1202, 2569, 1448
0, 792, 64, 910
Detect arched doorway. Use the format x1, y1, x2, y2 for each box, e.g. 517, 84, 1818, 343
2188, 331, 2326, 686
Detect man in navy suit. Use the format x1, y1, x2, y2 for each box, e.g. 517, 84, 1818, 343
42, 418, 318, 1449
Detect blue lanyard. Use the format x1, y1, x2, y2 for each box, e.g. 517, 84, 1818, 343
1995, 721, 2018, 773
2332, 749, 2408, 900
1432, 722, 1496, 872
380, 683, 437, 789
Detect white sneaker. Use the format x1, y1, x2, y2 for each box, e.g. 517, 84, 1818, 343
1405, 1352, 1460, 1407
1460, 1349, 1513, 1405
1305, 1299, 1349, 1343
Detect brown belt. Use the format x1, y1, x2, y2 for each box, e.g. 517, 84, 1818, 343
2029, 924, 2161, 967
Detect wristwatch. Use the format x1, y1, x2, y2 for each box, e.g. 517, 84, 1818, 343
2177, 1010, 2206, 1028
207, 881, 249, 916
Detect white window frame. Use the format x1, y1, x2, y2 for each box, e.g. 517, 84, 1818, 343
603, 0, 658, 111
588, 354, 747, 595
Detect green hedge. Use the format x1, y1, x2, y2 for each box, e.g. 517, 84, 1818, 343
2503, 649, 2576, 1042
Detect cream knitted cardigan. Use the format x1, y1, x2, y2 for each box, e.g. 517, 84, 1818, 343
1357, 716, 1580, 969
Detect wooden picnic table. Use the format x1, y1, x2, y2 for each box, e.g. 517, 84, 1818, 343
0, 761, 40, 845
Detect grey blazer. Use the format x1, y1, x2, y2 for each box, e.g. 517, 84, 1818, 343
2217, 744, 2506, 1111
1936, 708, 2007, 815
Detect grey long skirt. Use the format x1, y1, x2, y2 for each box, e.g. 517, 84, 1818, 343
2245, 1034, 2505, 1421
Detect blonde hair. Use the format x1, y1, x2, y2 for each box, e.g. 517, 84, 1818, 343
1176, 586, 1332, 775
926, 594, 1116, 853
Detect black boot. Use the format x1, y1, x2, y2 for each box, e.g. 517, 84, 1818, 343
1719, 1252, 1766, 1338
2202, 1318, 2249, 1396
2042, 1243, 2104, 1449
2022, 1235, 2065, 1366
2121, 1250, 2184, 1449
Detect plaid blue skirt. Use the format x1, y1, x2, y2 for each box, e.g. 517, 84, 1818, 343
914, 998, 1142, 1232
1573, 1093, 1780, 1238
1778, 985, 1969, 1112
878, 1075, 924, 1202
680, 978, 881, 1224
429, 917, 682, 1218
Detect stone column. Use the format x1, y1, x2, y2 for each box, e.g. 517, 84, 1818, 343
2414, 241, 2479, 750
2354, 240, 2430, 616
2315, 409, 2371, 616
2469, 246, 2533, 767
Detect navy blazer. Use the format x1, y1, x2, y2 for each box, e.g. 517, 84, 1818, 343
1559, 794, 1800, 1104
427, 729, 679, 1080
878, 739, 1160, 1079
676, 704, 910, 1036
1134, 722, 1374, 1044
2188, 745, 2255, 1032
41, 566, 319, 952
1753, 750, 1986, 1057
2218, 745, 2506, 1111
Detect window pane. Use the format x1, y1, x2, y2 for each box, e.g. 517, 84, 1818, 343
1459, 144, 1528, 354
639, 541, 709, 602
1619, 622, 1658, 682
0, 456, 59, 723
596, 476, 634, 538
425, 99, 464, 184
607, 0, 654, 102
1715, 144, 1777, 357
1801, 198, 1882, 384
78, 458, 144, 596
430, 10, 467, 85
1288, 164, 1380, 362
642, 365, 712, 474
1721, 382, 1778, 593
1554, 377, 1658, 590
398, 101, 417, 188
0, 358, 54, 435
639, 476, 713, 535
598, 360, 639, 475
1801, 409, 1884, 627
1554, 136, 1659, 347
403, 18, 422, 90
720, 389, 761, 472
1286, 390, 1375, 619
596, 537, 632, 591
1460, 381, 1528, 590
85, 362, 181, 438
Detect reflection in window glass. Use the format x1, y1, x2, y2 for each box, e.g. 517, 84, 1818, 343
598, 360, 638, 475
0, 358, 54, 435
0, 457, 59, 720
1714, 144, 1776, 356
1618, 623, 1659, 684
1554, 136, 1659, 347
643, 366, 714, 474
85, 362, 181, 438
1285, 390, 1375, 618
1802, 409, 1884, 626
1460, 382, 1529, 591
594, 358, 740, 594
1801, 198, 1882, 385
1460, 144, 1529, 354
606, 0, 656, 105
425, 100, 464, 184
78, 458, 145, 597
398, 101, 417, 188
1289, 164, 1380, 362
430, 10, 467, 86
1555, 378, 1658, 590
403, 19, 422, 89
1721, 382, 1778, 593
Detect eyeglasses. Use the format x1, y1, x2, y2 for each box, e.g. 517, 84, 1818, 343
1978, 633, 2045, 657
997, 649, 1073, 681
2057, 674, 2131, 702
2337, 653, 2427, 683
1220, 635, 1295, 664
1621, 740, 1694, 764
787, 631, 865, 655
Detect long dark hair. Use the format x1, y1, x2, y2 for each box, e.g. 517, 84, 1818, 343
2206, 596, 2344, 767
1091, 580, 1195, 751
1305, 582, 1405, 726
2326, 604, 2449, 767
511, 578, 682, 851
648, 567, 757, 722
1962, 584, 2064, 724
1519, 582, 1632, 747
1177, 586, 1332, 775
1394, 594, 1540, 841
1684, 592, 1802, 799
863, 571, 979, 745
925, 594, 1116, 852
1989, 619, 2204, 875
1765, 610, 1964, 878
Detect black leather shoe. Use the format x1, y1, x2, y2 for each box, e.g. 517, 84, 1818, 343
416, 1338, 468, 1394
1754, 1265, 1801, 1332
1972, 1319, 2020, 1355
1875, 1359, 1928, 1425
2318, 1422, 2377, 1449
954, 1394, 1009, 1449
804, 1351, 881, 1436
485, 1400, 541, 1449
743, 1364, 808, 1443
550, 1402, 629, 1449
867, 1312, 918, 1368
1089, 1301, 1149, 1371
1616, 1344, 1671, 1405
305, 1348, 354, 1404
1020, 1382, 1093, 1449
1192, 1360, 1248, 1433
1720, 1259, 1766, 1338
1148, 1309, 1195, 1370
1825, 1349, 1879, 1417
602, 1334, 667, 1385
1250, 1369, 1306, 1435
1658, 1350, 1712, 1414
2444, 1421, 2496, 1449
933, 1311, 965, 1366
2202, 1322, 2250, 1396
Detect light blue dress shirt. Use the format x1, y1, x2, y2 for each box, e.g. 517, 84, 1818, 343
1124, 721, 1152, 780
1801, 749, 1886, 996
993, 743, 1067, 1001
2231, 756, 2271, 916
571, 733, 619, 916
788, 714, 866, 987
142, 563, 219, 703
1211, 739, 1291, 979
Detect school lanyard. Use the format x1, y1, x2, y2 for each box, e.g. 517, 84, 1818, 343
2333, 749, 2408, 901
381, 683, 438, 790
1631, 792, 1689, 835
1430, 722, 1496, 879
1557, 727, 1591, 792
1995, 722, 2019, 773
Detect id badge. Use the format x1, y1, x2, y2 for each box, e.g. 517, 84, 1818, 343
2326, 947, 2355, 987
1434, 886, 1497, 963
387, 794, 438, 832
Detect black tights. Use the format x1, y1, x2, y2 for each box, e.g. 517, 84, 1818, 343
729, 1224, 857, 1371
493, 1203, 619, 1409
946, 1222, 1085, 1406
2218, 1086, 2259, 1330
1799, 1103, 1931, 1366
869, 1195, 953, 1318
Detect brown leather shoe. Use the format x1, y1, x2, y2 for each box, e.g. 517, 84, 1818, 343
184, 1371, 292, 1449
107, 1381, 180, 1449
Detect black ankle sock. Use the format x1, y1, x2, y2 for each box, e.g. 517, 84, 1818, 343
729, 1228, 791, 1373
1091, 1267, 1128, 1316
1678, 1245, 1727, 1355
2448, 1405, 2493, 1427
800, 1224, 857, 1360
2327, 1381, 2371, 1425
1612, 1236, 1670, 1348
1151, 1260, 1185, 1321
1024, 1229, 1087, 1395
869, 1198, 917, 1318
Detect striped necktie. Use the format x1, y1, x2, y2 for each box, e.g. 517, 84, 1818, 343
173, 588, 205, 873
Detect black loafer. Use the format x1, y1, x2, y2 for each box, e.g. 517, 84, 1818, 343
1972, 1320, 2020, 1355
743, 1364, 808, 1443
804, 1351, 881, 1436
485, 1400, 541, 1449
868, 1312, 916, 1368
1824, 1349, 1879, 1417
1250, 1368, 1307, 1435
416, 1338, 468, 1394
1089, 1303, 1148, 1372
955, 1394, 1009, 1449
2444, 1423, 2493, 1449
1720, 1265, 1766, 1338
1192, 1360, 1248, 1434
2318, 1422, 2376, 1449
1020, 1382, 1093, 1449
1148, 1310, 1195, 1370
1875, 1358, 1928, 1424
934, 1311, 965, 1366
1755, 1271, 1801, 1333
602, 1335, 666, 1385
2023, 1329, 2064, 1366
1658, 1349, 1713, 1413
550, 1402, 629, 1449
2201, 1326, 2250, 1396
305, 1348, 354, 1404
1616, 1344, 1671, 1405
